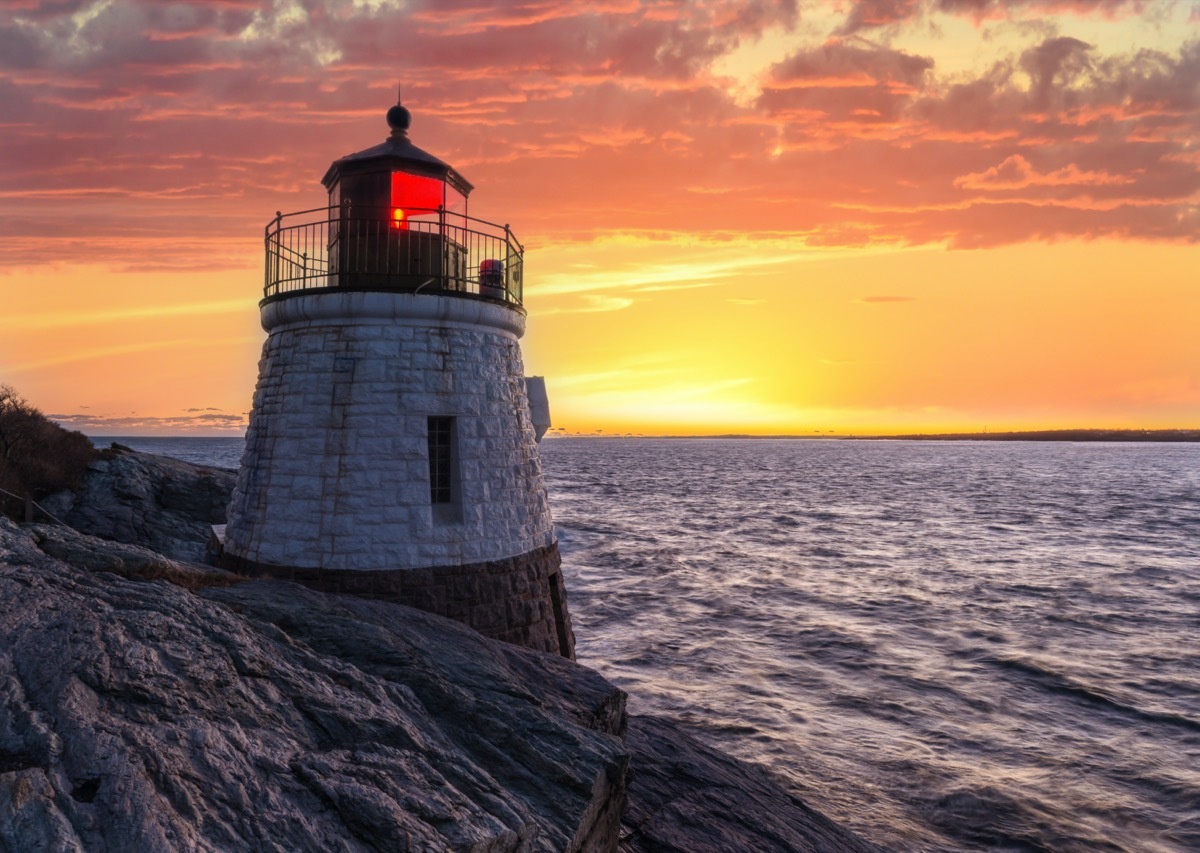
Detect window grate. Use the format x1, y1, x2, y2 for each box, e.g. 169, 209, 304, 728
428, 416, 453, 504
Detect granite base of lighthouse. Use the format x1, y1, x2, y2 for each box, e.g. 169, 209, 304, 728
221, 543, 576, 659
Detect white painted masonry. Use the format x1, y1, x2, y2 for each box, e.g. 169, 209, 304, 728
223, 290, 556, 570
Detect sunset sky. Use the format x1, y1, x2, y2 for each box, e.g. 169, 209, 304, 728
1, 0, 1197, 436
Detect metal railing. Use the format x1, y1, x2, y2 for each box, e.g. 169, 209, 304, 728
264, 203, 524, 307
0, 487, 66, 525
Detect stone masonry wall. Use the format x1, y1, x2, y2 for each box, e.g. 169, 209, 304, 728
223, 292, 556, 572
224, 543, 576, 659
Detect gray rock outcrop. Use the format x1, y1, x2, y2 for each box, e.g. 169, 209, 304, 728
41, 447, 235, 562
620, 715, 884, 852
0, 518, 627, 851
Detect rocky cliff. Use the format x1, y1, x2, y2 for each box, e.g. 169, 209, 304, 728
0, 448, 882, 851
39, 446, 235, 563
0, 518, 626, 851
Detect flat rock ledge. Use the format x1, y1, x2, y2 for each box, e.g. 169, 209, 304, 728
41, 446, 236, 563
620, 715, 885, 853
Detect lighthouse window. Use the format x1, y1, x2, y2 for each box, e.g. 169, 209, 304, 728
427, 416, 454, 504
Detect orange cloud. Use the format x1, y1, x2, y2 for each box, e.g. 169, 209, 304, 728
0, 0, 1195, 269
49, 412, 248, 434
954, 154, 1134, 190
837, 0, 1153, 34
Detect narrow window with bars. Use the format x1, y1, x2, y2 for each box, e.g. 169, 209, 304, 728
427, 416, 454, 504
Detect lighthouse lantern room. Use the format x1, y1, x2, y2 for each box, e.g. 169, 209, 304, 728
221, 98, 573, 658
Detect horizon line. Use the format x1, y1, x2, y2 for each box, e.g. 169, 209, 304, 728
87, 428, 1200, 442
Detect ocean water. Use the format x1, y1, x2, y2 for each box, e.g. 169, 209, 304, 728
92, 436, 246, 471
540, 438, 1200, 852
110, 435, 1200, 851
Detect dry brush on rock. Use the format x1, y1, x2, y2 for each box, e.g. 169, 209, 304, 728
0, 386, 94, 521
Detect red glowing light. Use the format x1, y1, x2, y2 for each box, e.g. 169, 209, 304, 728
390, 171, 444, 226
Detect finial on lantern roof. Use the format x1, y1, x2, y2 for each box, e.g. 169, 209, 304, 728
386, 83, 411, 139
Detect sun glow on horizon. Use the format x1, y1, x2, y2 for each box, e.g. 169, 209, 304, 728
1, 0, 1196, 435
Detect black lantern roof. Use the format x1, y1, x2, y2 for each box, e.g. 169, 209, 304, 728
320, 101, 474, 197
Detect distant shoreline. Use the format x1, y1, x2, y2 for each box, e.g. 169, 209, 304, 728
90, 430, 1200, 443
846, 429, 1200, 442
546, 429, 1200, 442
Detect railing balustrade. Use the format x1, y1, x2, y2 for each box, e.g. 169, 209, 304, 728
264, 204, 524, 307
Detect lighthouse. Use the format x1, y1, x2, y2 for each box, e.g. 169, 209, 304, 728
220, 99, 574, 659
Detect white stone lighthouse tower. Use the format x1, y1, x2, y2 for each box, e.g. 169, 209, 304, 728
221, 99, 573, 658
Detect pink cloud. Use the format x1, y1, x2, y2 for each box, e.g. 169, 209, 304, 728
955, 154, 1134, 189
0, 1, 1196, 263
768, 39, 934, 88
48, 411, 248, 434
836, 0, 923, 35
837, 0, 1153, 33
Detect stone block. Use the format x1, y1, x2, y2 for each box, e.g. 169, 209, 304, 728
469, 601, 507, 632
506, 597, 529, 627
289, 475, 324, 500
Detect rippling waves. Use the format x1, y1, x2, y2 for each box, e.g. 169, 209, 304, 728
95, 436, 245, 470
540, 438, 1200, 853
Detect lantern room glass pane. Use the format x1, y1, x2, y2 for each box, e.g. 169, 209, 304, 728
391, 171, 444, 226
444, 185, 466, 215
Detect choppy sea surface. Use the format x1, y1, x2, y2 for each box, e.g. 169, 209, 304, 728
94, 436, 246, 470
110, 436, 1200, 852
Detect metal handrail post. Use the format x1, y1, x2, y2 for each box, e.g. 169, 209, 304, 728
504, 224, 512, 302
265, 210, 282, 296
